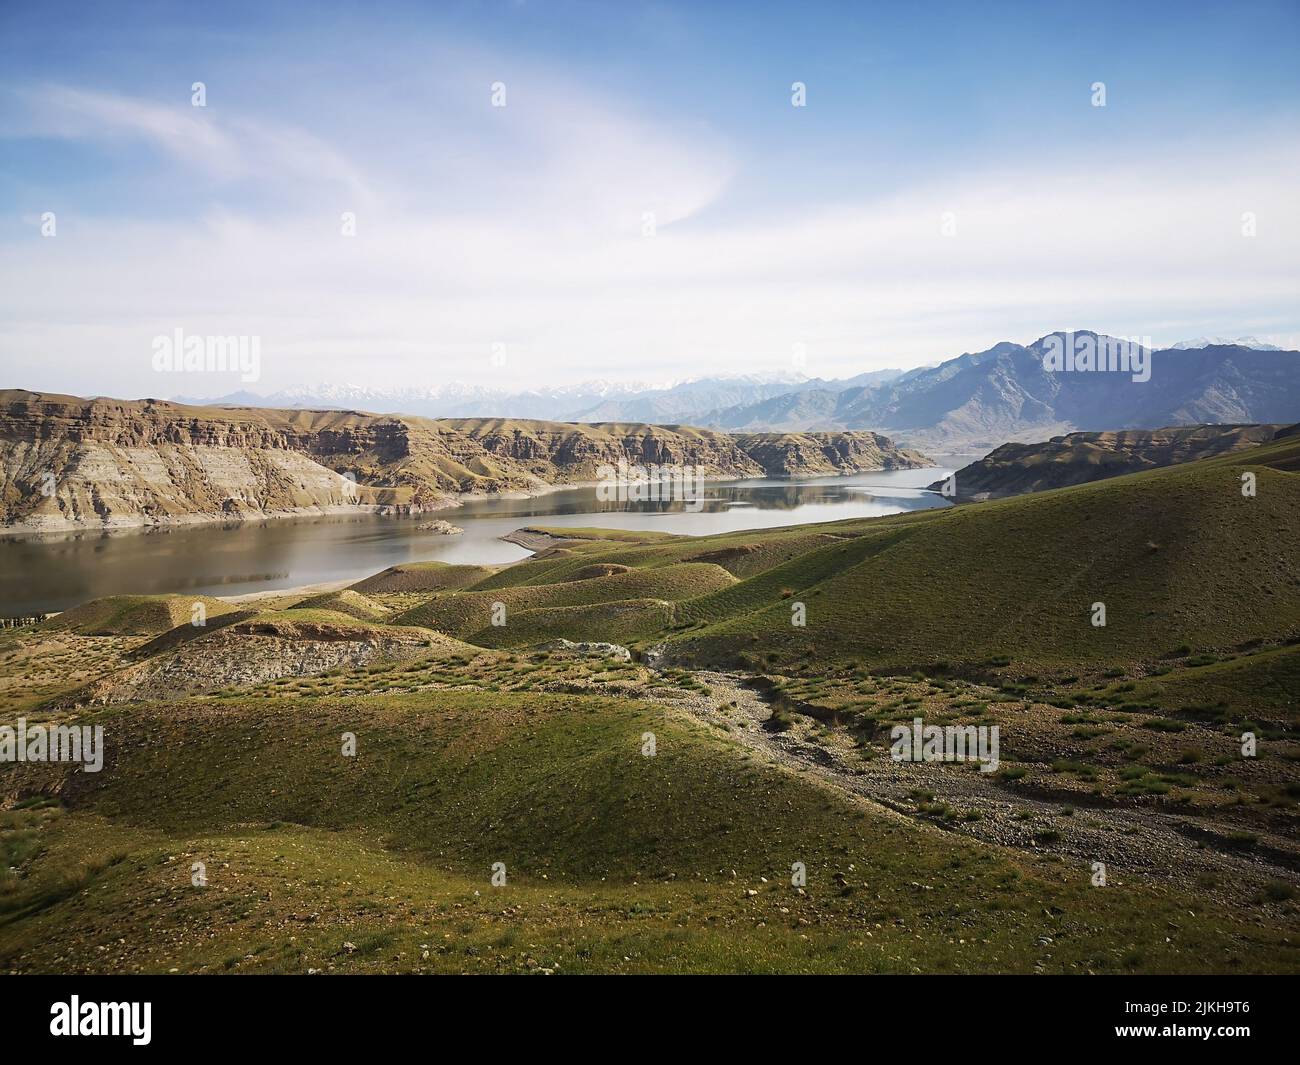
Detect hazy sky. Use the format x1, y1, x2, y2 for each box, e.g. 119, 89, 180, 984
2, 0, 1298, 398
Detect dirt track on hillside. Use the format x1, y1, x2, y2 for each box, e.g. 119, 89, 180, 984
646, 669, 1300, 910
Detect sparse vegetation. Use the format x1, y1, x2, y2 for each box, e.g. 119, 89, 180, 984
3, 436, 1298, 974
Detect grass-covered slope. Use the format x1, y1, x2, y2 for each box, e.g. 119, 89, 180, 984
44, 594, 235, 635
403, 434, 1296, 678
329, 434, 1300, 677
21, 691, 870, 878
3, 433, 1296, 975
659, 438, 1300, 675
293, 589, 390, 621
1122, 642, 1300, 726
52, 609, 475, 704
395, 562, 736, 638
5, 688, 1294, 973
475, 527, 849, 587
467, 600, 677, 648
349, 561, 499, 594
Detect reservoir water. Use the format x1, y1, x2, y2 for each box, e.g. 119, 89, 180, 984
0, 463, 957, 614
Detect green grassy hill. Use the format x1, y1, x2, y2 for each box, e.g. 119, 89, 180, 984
467, 599, 677, 648
319, 434, 1300, 680
349, 561, 499, 594
294, 589, 390, 621
47, 609, 479, 706
3, 432, 1296, 975
44, 594, 236, 635
1122, 642, 1300, 727
395, 562, 736, 638
473, 527, 850, 588
458, 434, 1297, 679
670, 458, 1298, 675
229, 608, 453, 639
5, 685, 1293, 974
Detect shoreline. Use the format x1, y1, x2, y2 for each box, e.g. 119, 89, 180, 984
0, 460, 938, 541
0, 462, 955, 616
219, 577, 360, 605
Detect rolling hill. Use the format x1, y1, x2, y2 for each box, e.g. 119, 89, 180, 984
3, 429, 1296, 975
374, 431, 1300, 678
932, 423, 1292, 501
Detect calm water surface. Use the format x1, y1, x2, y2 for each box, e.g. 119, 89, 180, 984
0, 463, 957, 614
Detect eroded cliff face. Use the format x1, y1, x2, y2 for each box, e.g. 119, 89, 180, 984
0, 391, 931, 530
443, 419, 769, 481
1, 394, 392, 530
731, 431, 933, 476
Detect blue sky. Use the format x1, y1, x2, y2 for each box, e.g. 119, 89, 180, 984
2, 0, 1298, 396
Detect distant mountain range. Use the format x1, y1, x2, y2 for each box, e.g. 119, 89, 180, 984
174, 332, 1299, 452
175, 370, 903, 425
701, 334, 1300, 451
1170, 335, 1282, 351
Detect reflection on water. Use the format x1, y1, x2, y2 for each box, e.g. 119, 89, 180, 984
0, 463, 956, 614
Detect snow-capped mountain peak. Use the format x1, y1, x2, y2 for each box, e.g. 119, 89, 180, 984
1170, 336, 1282, 351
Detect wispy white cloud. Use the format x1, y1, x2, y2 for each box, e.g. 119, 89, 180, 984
1, 75, 1297, 396
12, 84, 378, 207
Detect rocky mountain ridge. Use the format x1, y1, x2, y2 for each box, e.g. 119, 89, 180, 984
930, 422, 1293, 501
702, 335, 1300, 451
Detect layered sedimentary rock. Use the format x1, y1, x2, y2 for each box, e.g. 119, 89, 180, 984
0, 390, 931, 530
732, 431, 932, 476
